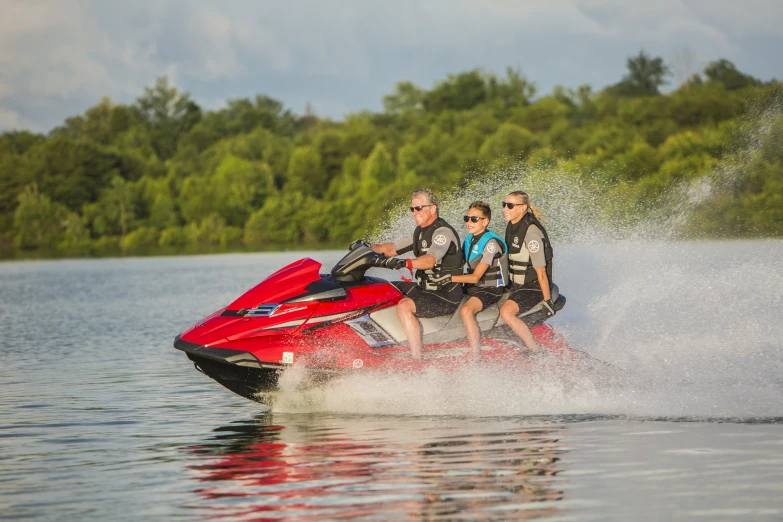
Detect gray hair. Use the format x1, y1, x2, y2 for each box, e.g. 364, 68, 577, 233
411, 188, 439, 216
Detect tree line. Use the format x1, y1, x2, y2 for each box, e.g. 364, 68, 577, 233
1, 50, 781, 259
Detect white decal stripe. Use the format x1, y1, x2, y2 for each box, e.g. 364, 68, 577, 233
262, 319, 306, 330
306, 312, 355, 324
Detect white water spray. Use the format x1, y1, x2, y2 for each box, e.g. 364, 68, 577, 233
273, 102, 783, 419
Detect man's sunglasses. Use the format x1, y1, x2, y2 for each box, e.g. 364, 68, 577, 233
463, 215, 485, 223
410, 204, 434, 212
501, 201, 522, 209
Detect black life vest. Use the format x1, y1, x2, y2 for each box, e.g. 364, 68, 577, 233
505, 213, 554, 288
412, 217, 463, 287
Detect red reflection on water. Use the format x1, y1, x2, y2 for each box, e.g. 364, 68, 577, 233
184, 418, 565, 520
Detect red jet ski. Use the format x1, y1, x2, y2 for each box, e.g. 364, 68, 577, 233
174, 242, 572, 402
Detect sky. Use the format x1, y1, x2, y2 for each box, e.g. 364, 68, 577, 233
1, 0, 782, 133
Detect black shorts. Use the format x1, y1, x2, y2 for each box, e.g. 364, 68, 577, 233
506, 284, 544, 323
465, 285, 505, 310
393, 281, 463, 318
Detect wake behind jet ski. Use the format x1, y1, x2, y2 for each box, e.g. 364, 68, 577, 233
173, 242, 574, 403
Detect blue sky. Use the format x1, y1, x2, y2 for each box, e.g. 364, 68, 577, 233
1, 0, 782, 132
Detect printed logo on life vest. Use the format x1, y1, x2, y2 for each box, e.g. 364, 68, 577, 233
527, 240, 540, 253
486, 242, 497, 253
433, 234, 447, 246
421, 240, 428, 248
513, 236, 519, 246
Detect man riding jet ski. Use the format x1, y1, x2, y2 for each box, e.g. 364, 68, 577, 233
369, 188, 464, 360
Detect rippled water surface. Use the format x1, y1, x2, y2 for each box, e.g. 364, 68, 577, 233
2, 242, 783, 521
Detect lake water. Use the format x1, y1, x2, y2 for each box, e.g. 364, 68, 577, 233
2, 240, 783, 521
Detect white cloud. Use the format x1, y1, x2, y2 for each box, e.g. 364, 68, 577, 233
1, 1, 149, 102
0, 82, 14, 98
0, 105, 41, 131
186, 8, 244, 79
0, 0, 782, 131
688, 0, 783, 37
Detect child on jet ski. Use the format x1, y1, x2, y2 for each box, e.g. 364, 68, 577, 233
429, 201, 509, 360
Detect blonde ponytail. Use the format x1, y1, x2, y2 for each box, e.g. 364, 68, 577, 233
528, 204, 544, 221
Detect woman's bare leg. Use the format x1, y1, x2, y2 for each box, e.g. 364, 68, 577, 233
499, 299, 539, 351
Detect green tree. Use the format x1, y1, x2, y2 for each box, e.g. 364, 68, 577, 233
704, 59, 761, 91
178, 176, 215, 226
59, 211, 90, 250
17, 137, 146, 214
80, 97, 134, 145
326, 153, 362, 201
285, 146, 326, 197
423, 70, 487, 113
607, 50, 670, 96
0, 149, 24, 235
158, 226, 188, 248
342, 114, 381, 158
659, 130, 710, 160
2, 62, 782, 258
148, 193, 178, 230
668, 83, 743, 127
618, 140, 660, 181
134, 76, 201, 160
511, 96, 570, 133
212, 155, 274, 226
114, 125, 158, 159
99, 176, 137, 238
362, 143, 396, 184
579, 123, 638, 156
244, 192, 306, 246
553, 84, 595, 124
314, 129, 347, 186
0, 131, 45, 155
120, 226, 160, 254
13, 185, 67, 249
479, 123, 536, 162
487, 67, 536, 109
383, 81, 425, 113
451, 126, 485, 167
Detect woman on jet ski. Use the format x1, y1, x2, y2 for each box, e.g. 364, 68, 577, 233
448, 201, 509, 359
499, 191, 556, 352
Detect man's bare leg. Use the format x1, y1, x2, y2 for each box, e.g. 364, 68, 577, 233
397, 297, 422, 360
499, 300, 539, 351
460, 297, 484, 356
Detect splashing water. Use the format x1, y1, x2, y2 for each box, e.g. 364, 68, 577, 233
276, 102, 783, 419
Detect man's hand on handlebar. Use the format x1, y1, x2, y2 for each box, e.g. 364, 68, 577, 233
371, 256, 407, 270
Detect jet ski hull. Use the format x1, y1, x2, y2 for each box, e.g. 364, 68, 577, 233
175, 336, 285, 401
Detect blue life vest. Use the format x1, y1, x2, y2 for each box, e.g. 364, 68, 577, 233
463, 230, 506, 263
462, 230, 508, 287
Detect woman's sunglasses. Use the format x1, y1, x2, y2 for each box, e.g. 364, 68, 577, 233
501, 201, 521, 209
463, 215, 485, 223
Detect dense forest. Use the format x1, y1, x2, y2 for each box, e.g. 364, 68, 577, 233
1, 51, 781, 259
